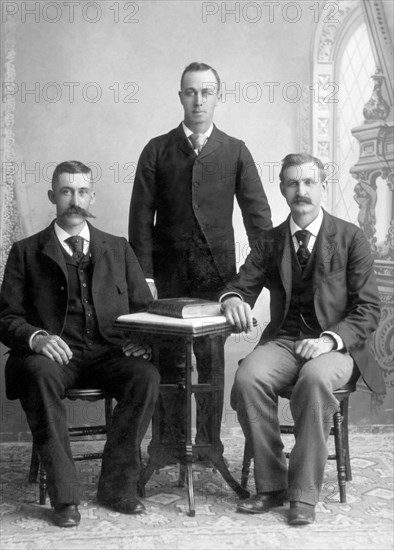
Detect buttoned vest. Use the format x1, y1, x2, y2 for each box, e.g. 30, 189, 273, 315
61, 247, 104, 350
277, 239, 321, 340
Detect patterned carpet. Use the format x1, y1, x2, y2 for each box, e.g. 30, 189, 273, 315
1, 428, 393, 550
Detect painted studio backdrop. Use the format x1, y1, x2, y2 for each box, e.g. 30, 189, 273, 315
1, 0, 393, 441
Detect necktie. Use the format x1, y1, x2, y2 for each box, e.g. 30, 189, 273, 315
188, 133, 207, 154
295, 230, 311, 269
65, 236, 84, 261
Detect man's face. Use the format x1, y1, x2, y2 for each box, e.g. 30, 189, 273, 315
179, 70, 220, 130
48, 172, 95, 230
280, 162, 326, 220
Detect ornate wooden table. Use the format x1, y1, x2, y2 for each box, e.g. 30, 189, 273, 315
115, 312, 249, 516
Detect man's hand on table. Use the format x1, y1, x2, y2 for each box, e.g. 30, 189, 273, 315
221, 297, 254, 333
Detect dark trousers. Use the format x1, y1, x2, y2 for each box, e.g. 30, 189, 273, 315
157, 334, 225, 444
18, 346, 160, 505
231, 339, 354, 505
156, 232, 227, 444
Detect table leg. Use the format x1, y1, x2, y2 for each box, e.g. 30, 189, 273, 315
138, 330, 249, 511
186, 446, 195, 517
210, 454, 250, 499
185, 339, 196, 517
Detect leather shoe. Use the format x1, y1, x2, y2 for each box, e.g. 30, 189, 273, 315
97, 496, 146, 515
288, 501, 316, 525
53, 504, 80, 528
237, 490, 286, 514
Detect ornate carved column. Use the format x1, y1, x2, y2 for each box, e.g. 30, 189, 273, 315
350, 70, 393, 406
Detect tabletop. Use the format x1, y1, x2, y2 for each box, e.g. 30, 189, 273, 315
115, 312, 232, 337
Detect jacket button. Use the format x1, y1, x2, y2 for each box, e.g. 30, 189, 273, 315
194, 203, 199, 210
60, 286, 65, 291
193, 181, 200, 187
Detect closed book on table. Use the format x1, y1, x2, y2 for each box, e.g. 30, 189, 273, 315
147, 298, 222, 319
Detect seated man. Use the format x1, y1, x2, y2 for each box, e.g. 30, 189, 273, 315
220, 153, 385, 525
0, 161, 160, 528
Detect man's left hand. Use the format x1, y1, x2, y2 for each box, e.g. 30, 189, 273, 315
122, 340, 152, 360
295, 336, 336, 360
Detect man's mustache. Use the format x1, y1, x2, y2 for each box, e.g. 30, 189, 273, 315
61, 205, 96, 218
292, 197, 312, 205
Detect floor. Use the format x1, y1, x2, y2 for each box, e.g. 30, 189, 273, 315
1, 427, 393, 550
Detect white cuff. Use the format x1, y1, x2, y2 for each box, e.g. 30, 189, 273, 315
29, 330, 49, 350
219, 292, 244, 303
219, 293, 244, 313
321, 331, 344, 351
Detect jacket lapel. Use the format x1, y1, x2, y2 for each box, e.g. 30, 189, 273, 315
271, 211, 343, 337
87, 222, 107, 265
39, 221, 68, 279
277, 218, 292, 313
39, 221, 108, 275
175, 124, 196, 157
197, 125, 222, 159
277, 211, 338, 296
312, 210, 337, 290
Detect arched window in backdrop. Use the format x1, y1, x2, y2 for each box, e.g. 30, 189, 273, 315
306, 0, 376, 224
334, 22, 375, 223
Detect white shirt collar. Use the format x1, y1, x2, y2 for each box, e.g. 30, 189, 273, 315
182, 122, 213, 138
54, 221, 90, 255
290, 208, 323, 237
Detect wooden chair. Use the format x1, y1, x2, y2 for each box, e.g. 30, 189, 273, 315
28, 388, 113, 505
240, 380, 357, 503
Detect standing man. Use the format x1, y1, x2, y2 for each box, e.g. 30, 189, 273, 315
220, 153, 385, 525
0, 161, 160, 527
129, 62, 272, 444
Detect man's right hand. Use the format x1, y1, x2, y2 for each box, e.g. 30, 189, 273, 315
221, 297, 254, 333
147, 281, 158, 300
31, 334, 73, 365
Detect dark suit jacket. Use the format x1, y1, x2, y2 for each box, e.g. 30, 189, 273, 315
129, 124, 272, 287
0, 221, 153, 399
221, 210, 385, 394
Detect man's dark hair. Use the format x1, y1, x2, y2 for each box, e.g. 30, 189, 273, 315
52, 160, 92, 188
279, 153, 327, 184
180, 62, 221, 90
